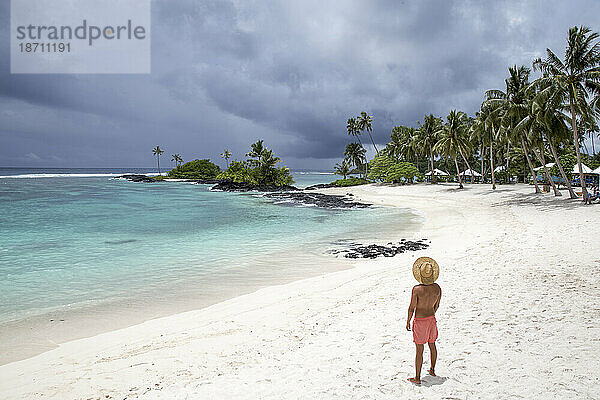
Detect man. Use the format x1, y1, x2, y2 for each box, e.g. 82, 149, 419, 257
406, 257, 441, 385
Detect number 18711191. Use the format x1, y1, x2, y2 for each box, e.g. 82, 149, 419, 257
19, 43, 71, 53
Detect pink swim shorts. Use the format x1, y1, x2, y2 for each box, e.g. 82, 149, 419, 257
412, 315, 438, 344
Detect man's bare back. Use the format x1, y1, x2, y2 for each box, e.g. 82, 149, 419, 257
411, 283, 441, 318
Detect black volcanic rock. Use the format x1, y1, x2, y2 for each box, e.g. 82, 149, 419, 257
211, 181, 300, 192
328, 240, 430, 259
263, 192, 369, 209
304, 183, 337, 190
117, 174, 161, 183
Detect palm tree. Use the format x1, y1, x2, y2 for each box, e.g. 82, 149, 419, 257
383, 126, 407, 160
525, 120, 562, 196
405, 127, 422, 166
524, 79, 577, 197
152, 146, 165, 175
171, 153, 183, 168
475, 100, 505, 190
533, 26, 600, 204
252, 149, 282, 184
417, 115, 442, 183
470, 116, 487, 183
246, 140, 266, 167
220, 149, 232, 168
259, 149, 281, 168
334, 159, 351, 179
357, 111, 379, 154
486, 66, 542, 193
347, 118, 362, 145
434, 110, 470, 189
347, 116, 369, 177
344, 142, 366, 178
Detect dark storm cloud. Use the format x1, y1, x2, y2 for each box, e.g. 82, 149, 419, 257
1, 0, 600, 168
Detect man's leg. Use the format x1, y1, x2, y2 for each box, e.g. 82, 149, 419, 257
408, 343, 424, 384
427, 342, 437, 376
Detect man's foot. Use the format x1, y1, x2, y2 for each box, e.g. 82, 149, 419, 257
407, 377, 421, 385
428, 368, 436, 376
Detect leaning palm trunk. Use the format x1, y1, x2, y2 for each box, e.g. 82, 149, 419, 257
520, 135, 541, 193
490, 142, 496, 190
458, 149, 473, 183
480, 144, 485, 184
454, 156, 464, 189
354, 134, 368, 180
429, 145, 436, 184
546, 133, 577, 198
368, 133, 379, 155
533, 145, 561, 196
505, 142, 510, 173
569, 97, 589, 204
490, 124, 496, 190
157, 156, 161, 175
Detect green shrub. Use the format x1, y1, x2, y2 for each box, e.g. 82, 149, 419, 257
332, 178, 368, 187
384, 162, 420, 183
167, 159, 221, 180
216, 160, 294, 186
367, 155, 397, 181
217, 161, 255, 183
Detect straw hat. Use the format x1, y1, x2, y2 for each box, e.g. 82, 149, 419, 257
412, 257, 439, 285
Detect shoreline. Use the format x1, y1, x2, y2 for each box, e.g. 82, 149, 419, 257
1, 183, 599, 399
0, 192, 421, 366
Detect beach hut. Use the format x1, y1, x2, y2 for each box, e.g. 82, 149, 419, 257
533, 162, 558, 186
460, 168, 482, 183
571, 163, 598, 187
425, 169, 449, 182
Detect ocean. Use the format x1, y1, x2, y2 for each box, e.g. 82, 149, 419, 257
0, 168, 421, 362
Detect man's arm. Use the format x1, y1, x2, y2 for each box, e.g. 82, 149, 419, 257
433, 284, 442, 313
406, 286, 418, 331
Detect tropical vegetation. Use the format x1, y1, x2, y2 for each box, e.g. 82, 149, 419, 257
171, 154, 183, 168
152, 146, 164, 175
217, 140, 294, 186
334, 26, 600, 204
167, 159, 221, 180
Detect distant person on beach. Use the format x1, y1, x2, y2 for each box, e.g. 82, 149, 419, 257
589, 185, 599, 202
406, 257, 441, 385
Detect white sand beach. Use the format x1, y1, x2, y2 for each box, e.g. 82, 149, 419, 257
1, 183, 599, 399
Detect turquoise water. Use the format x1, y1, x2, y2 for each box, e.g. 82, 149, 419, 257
0, 168, 420, 325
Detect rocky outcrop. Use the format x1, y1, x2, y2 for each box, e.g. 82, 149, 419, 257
211, 181, 300, 192
304, 183, 338, 190
117, 174, 161, 183
263, 192, 369, 209
329, 239, 430, 259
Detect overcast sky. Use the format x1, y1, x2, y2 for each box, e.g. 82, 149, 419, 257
2, 0, 600, 169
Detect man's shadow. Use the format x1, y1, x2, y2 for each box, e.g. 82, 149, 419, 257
419, 375, 448, 387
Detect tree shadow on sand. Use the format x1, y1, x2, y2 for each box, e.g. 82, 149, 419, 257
492, 191, 585, 210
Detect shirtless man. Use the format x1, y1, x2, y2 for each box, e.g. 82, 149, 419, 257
406, 257, 441, 385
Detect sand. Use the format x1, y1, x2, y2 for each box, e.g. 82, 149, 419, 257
1, 183, 599, 399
